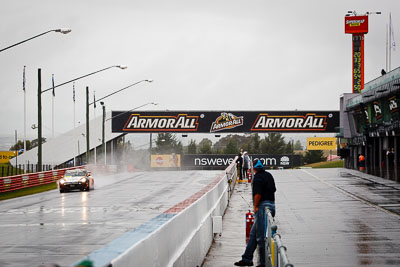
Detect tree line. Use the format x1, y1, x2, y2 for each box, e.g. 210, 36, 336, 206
151, 133, 326, 164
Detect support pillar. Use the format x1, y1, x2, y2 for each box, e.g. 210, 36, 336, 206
379, 137, 383, 178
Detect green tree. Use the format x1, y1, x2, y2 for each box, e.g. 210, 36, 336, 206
187, 139, 197, 154
251, 133, 261, 153
10, 140, 33, 151
260, 133, 286, 154
284, 142, 294, 154
154, 133, 180, 154
303, 150, 327, 164
198, 138, 213, 154
224, 139, 239, 154
294, 140, 303, 150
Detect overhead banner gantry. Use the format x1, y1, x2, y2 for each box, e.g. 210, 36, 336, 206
111, 111, 339, 133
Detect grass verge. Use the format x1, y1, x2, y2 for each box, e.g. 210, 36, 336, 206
303, 160, 344, 168
0, 183, 57, 201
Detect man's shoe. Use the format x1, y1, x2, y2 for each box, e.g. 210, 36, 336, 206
234, 260, 254, 266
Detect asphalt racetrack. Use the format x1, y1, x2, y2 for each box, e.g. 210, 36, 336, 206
0, 170, 221, 267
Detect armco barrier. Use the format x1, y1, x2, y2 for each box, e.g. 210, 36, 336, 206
0, 166, 84, 193
76, 159, 238, 267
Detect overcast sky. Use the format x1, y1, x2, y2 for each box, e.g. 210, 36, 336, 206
1, 0, 399, 147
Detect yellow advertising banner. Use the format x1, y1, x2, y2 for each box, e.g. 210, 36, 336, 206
307, 137, 337, 150
0, 151, 16, 164
151, 154, 181, 168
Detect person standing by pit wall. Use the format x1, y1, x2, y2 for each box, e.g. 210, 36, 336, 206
359, 154, 365, 172
242, 151, 250, 179
234, 159, 276, 267
236, 152, 243, 180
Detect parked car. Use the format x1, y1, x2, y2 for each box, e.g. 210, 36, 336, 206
59, 169, 94, 193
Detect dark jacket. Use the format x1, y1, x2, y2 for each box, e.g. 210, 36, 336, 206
236, 156, 243, 167
252, 169, 276, 202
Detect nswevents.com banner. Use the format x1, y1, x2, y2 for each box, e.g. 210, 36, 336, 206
182, 154, 301, 168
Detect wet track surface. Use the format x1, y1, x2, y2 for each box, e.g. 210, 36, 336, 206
0, 170, 221, 267
203, 168, 400, 267
2, 168, 400, 267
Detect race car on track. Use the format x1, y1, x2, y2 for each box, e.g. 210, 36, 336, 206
59, 169, 94, 193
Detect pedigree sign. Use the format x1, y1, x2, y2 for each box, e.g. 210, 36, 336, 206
307, 137, 337, 150
0, 151, 16, 164
345, 15, 368, 34
112, 111, 339, 133
151, 154, 181, 168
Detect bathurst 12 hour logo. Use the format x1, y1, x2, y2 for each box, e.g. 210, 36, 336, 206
210, 112, 244, 133
251, 113, 328, 131
123, 114, 199, 131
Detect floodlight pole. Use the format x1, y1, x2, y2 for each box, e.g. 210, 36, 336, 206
0, 28, 71, 53
37, 69, 42, 171
86, 86, 90, 164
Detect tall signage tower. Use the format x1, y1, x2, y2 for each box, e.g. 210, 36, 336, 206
345, 13, 369, 93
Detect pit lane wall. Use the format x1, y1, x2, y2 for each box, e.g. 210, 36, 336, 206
77, 160, 238, 267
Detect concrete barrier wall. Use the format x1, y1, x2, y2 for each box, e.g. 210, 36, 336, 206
111, 170, 230, 267
78, 161, 238, 267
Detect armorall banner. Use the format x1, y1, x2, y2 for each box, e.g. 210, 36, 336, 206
111, 111, 339, 133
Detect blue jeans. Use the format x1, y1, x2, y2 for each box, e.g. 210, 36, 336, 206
241, 201, 275, 265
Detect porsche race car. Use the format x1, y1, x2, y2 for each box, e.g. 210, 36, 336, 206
59, 169, 94, 193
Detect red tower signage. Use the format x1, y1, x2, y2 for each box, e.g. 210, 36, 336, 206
345, 15, 369, 93
345, 15, 369, 34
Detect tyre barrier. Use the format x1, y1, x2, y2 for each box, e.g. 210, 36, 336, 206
74, 161, 238, 267
0, 166, 84, 193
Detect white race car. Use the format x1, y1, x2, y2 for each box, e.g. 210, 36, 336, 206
59, 169, 94, 193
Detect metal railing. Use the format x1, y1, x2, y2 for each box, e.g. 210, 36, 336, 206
226, 156, 239, 196
265, 208, 294, 267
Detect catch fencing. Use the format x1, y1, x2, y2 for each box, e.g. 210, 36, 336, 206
265, 208, 293, 267
0, 166, 84, 193
0, 164, 54, 177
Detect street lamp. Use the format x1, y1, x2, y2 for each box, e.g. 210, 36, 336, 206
100, 102, 157, 165
86, 80, 153, 164
41, 65, 128, 93
100, 102, 106, 165
105, 102, 158, 122
37, 65, 127, 170
0, 28, 71, 52
89, 79, 153, 106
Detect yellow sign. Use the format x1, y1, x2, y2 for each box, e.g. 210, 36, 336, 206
0, 151, 16, 164
307, 137, 337, 150
151, 154, 181, 168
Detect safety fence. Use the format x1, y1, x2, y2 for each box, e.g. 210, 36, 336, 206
227, 156, 239, 197
265, 208, 294, 267
0, 164, 54, 177
0, 166, 84, 193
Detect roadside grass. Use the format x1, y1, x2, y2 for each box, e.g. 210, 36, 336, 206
303, 160, 344, 168
0, 183, 57, 201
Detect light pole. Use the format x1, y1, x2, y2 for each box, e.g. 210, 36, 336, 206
86, 80, 153, 164
90, 79, 153, 105
100, 102, 106, 165
0, 28, 71, 53
104, 102, 157, 165
37, 65, 127, 170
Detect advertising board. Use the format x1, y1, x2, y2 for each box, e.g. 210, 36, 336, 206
345, 15, 368, 34
112, 111, 339, 133
0, 151, 16, 164
182, 154, 301, 169
151, 154, 181, 168
306, 137, 337, 150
